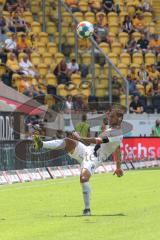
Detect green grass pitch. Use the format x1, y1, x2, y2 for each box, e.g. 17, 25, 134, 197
0, 169, 160, 240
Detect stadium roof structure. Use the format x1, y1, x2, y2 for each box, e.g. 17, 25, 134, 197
0, 82, 46, 115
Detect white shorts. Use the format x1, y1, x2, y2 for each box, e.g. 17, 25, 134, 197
70, 142, 101, 175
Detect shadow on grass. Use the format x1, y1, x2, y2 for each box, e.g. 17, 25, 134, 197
48, 213, 126, 218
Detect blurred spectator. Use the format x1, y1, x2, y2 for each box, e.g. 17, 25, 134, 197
0, 48, 7, 64
149, 34, 160, 55
75, 114, 90, 137
67, 58, 79, 75
127, 75, 138, 95
18, 75, 30, 93
148, 65, 160, 81
6, 52, 21, 73
65, 0, 80, 12
112, 76, 123, 96
128, 66, 137, 81
102, 0, 115, 13
17, 34, 30, 53
133, 14, 146, 33
100, 117, 109, 133
152, 78, 160, 95
0, 15, 8, 34
28, 34, 38, 51
64, 95, 74, 113
137, 34, 149, 53
138, 64, 149, 85
152, 120, 160, 137
122, 15, 135, 34
142, 0, 152, 12
8, 12, 28, 32
54, 59, 69, 84
89, 0, 102, 13
94, 12, 109, 43
4, 33, 17, 53
17, 0, 29, 11
126, 35, 138, 53
129, 95, 144, 113
4, 0, 18, 12
19, 54, 37, 77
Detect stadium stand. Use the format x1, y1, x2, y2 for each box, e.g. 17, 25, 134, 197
0, 0, 160, 112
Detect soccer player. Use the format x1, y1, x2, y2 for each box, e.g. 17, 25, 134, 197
33, 109, 124, 216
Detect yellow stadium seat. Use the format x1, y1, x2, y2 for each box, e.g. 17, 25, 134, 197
108, 32, 116, 43
31, 52, 41, 65
0, 65, 6, 77
73, 12, 84, 23
54, 32, 65, 44
79, 1, 88, 12
143, 12, 152, 25
120, 94, 131, 107
2, 11, 10, 19
132, 52, 143, 65
23, 11, 33, 24
132, 32, 141, 41
145, 52, 156, 65
79, 81, 91, 97
31, 22, 41, 34
46, 22, 57, 35
119, 11, 128, 25
117, 63, 128, 77
50, 62, 57, 72
37, 42, 46, 54
47, 42, 58, 56
108, 53, 118, 65
136, 83, 145, 96
43, 52, 53, 65
57, 84, 68, 97
39, 32, 49, 44
61, 22, 70, 35
18, 52, 26, 61
46, 73, 57, 86
103, 64, 109, 76
81, 52, 92, 65
130, 63, 140, 73
30, 2, 40, 14
111, 42, 122, 55
54, 52, 64, 64
38, 12, 49, 24
45, 94, 55, 108
149, 22, 156, 34
99, 74, 109, 88
99, 42, 110, 55
94, 64, 101, 77
109, 23, 119, 35
95, 85, 107, 97
71, 73, 81, 86
37, 63, 48, 77
120, 52, 131, 66
86, 74, 92, 82
62, 12, 72, 24
126, 3, 136, 17
119, 32, 129, 47
84, 12, 95, 24
146, 83, 153, 96
66, 32, 75, 46
108, 12, 118, 24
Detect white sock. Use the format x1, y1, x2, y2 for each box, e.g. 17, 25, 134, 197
42, 139, 65, 150
81, 182, 91, 210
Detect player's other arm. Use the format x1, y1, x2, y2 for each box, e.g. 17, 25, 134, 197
113, 146, 123, 177
70, 131, 109, 146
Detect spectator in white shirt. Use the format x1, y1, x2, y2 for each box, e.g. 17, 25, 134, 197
19, 54, 37, 77
5, 34, 17, 52
67, 58, 79, 75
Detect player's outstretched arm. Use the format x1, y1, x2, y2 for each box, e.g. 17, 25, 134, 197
70, 131, 109, 146
113, 146, 123, 177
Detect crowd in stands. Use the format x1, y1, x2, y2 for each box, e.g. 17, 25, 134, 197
0, 0, 160, 114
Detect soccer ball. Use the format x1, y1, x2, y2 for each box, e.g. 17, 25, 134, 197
76, 21, 94, 39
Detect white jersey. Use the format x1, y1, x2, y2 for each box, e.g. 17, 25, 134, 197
70, 128, 123, 175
